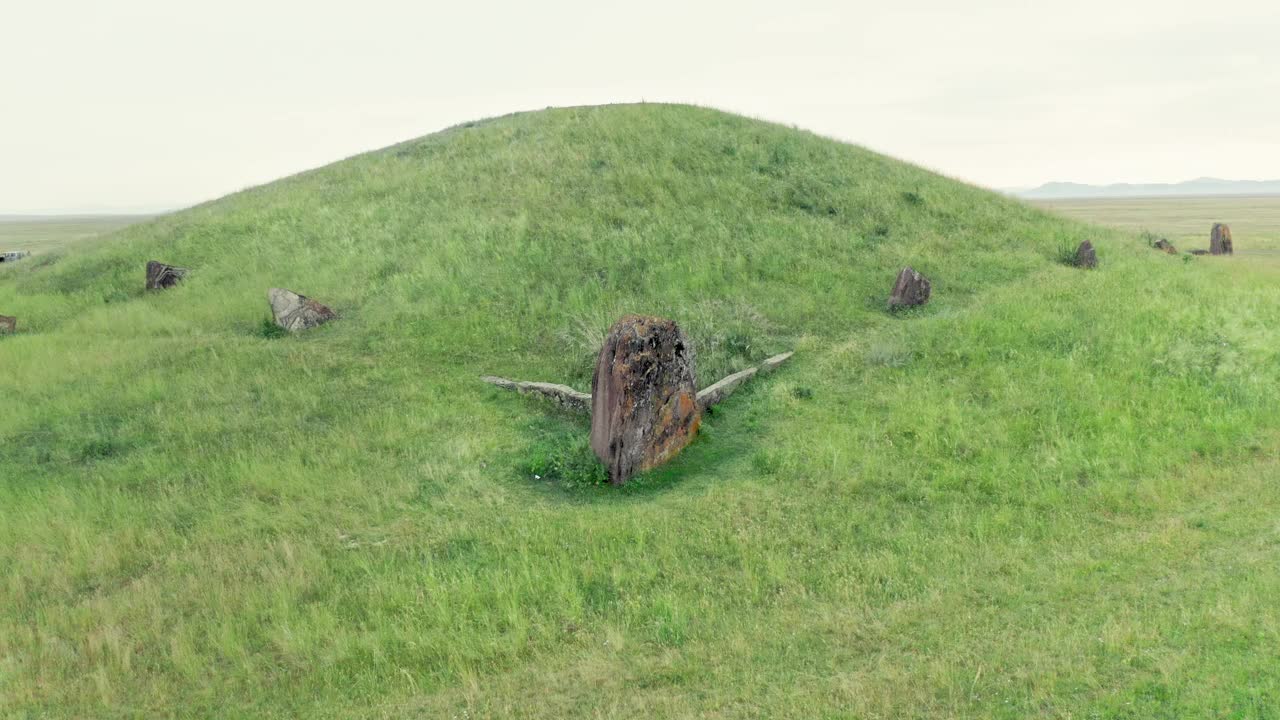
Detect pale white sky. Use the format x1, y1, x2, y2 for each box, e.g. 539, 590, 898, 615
3, 0, 1278, 213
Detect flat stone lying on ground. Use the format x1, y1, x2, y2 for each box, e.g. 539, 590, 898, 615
484, 350, 794, 417
1189, 249, 1209, 256
267, 288, 338, 332
480, 376, 591, 413
482, 320, 795, 484
0, 315, 15, 334
1210, 223, 1233, 255
145, 261, 188, 290
888, 267, 931, 310
696, 351, 794, 411
1153, 238, 1177, 254
590, 315, 701, 485
1074, 240, 1098, 268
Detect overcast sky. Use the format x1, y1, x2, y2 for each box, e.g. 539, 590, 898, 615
3, 0, 1278, 213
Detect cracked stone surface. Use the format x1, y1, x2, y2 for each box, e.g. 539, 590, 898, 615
888, 267, 931, 310
589, 315, 700, 485
146, 261, 189, 290
268, 288, 338, 332
1211, 223, 1233, 255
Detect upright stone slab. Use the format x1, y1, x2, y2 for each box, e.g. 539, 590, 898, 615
146, 261, 188, 290
1210, 223, 1233, 255
268, 288, 337, 332
888, 267, 931, 310
0, 315, 15, 334
1153, 238, 1177, 254
1074, 240, 1098, 268
589, 315, 700, 485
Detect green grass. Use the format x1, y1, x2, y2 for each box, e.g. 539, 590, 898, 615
0, 215, 154, 257
3, 104, 1280, 718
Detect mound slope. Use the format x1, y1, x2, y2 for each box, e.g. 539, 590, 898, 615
3, 104, 1279, 717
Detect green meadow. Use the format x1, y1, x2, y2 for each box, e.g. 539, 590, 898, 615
2, 105, 1278, 718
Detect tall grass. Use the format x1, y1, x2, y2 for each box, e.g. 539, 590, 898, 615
2, 104, 1279, 718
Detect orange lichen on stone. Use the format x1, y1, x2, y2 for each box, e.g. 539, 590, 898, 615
589, 315, 701, 484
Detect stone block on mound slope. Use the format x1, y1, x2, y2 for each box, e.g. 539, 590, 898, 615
1074, 240, 1098, 268
589, 315, 700, 485
888, 267, 931, 310
146, 261, 188, 290
268, 288, 337, 332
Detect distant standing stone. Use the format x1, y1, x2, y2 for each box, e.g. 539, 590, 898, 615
268, 288, 338, 332
146, 261, 188, 290
1210, 223, 1233, 255
590, 315, 700, 485
1153, 238, 1178, 254
1073, 240, 1098, 269
888, 267, 931, 310
0, 315, 15, 334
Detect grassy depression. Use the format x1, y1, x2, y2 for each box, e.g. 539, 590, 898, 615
2, 104, 1278, 718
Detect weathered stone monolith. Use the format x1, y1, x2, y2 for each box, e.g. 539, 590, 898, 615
146, 261, 188, 290
268, 288, 338, 332
1074, 240, 1098, 268
589, 315, 700, 485
1153, 238, 1177, 254
0, 315, 15, 334
888, 267, 931, 310
1210, 223, 1233, 255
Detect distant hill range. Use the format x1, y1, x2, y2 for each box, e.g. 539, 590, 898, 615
1017, 178, 1280, 200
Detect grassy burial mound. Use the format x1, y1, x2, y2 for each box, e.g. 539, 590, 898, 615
3, 104, 1280, 718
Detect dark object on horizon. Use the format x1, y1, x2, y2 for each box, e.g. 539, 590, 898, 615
1, 251, 30, 264
0, 315, 15, 334
888, 267, 931, 310
1152, 238, 1178, 254
145, 261, 188, 290
1073, 240, 1098, 269
1210, 223, 1233, 255
267, 288, 338, 332
590, 315, 700, 485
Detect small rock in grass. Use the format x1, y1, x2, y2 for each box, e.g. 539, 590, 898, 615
0, 315, 15, 334
1152, 238, 1177, 254
888, 267, 931, 310
146, 261, 188, 290
589, 315, 700, 485
1210, 223, 1233, 255
1073, 240, 1098, 269
267, 288, 338, 332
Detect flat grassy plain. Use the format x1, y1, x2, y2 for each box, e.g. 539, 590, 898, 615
0, 216, 155, 257
1038, 195, 1280, 255
3, 105, 1279, 718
